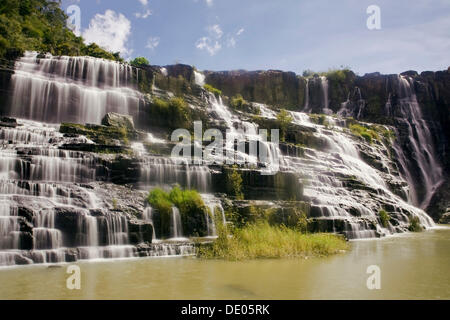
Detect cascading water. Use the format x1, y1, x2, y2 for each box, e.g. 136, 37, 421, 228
170, 207, 184, 239
303, 79, 311, 112
391, 75, 443, 209
286, 111, 435, 238
0, 49, 442, 267
320, 76, 332, 115
6, 51, 144, 124
201, 194, 227, 237
207, 93, 282, 173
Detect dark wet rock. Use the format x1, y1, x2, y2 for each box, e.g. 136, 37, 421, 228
204, 69, 306, 110
128, 220, 153, 244
14, 254, 33, 265
0, 116, 17, 128
212, 168, 303, 201
439, 212, 450, 224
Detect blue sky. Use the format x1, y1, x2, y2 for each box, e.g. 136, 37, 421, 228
62, 0, 450, 75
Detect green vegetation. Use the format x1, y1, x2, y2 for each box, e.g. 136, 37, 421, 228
225, 166, 244, 200
198, 221, 348, 261
130, 57, 150, 68
0, 0, 123, 61
276, 109, 293, 141
408, 216, 423, 232
204, 84, 222, 96
60, 122, 130, 146
310, 114, 330, 127
147, 186, 209, 237
149, 97, 191, 129
379, 210, 391, 228
112, 198, 118, 210
230, 94, 247, 109
349, 123, 380, 144
302, 67, 352, 79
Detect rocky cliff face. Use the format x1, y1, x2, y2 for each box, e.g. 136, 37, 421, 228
0, 52, 447, 266
201, 67, 450, 221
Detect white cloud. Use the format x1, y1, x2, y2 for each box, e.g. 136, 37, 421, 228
138, 0, 148, 5
135, 9, 152, 19
227, 36, 236, 48
146, 37, 160, 50
83, 10, 132, 57
205, 0, 213, 7
195, 24, 224, 56
196, 37, 222, 56
196, 24, 245, 55
208, 24, 223, 39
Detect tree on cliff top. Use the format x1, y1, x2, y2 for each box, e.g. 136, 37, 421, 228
130, 57, 150, 67
0, 0, 122, 61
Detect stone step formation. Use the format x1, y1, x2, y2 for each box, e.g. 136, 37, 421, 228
0, 51, 448, 266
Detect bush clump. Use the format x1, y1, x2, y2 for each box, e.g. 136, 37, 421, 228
225, 165, 244, 200
379, 209, 390, 228
147, 186, 209, 237
276, 109, 293, 141
149, 97, 191, 129
408, 216, 423, 232
349, 124, 380, 144
204, 84, 222, 96
198, 221, 348, 261
230, 94, 247, 109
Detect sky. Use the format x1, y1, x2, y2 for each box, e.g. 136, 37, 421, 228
62, 0, 450, 75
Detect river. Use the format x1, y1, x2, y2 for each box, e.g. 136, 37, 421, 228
0, 227, 449, 300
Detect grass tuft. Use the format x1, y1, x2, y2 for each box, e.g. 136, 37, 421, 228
198, 221, 348, 261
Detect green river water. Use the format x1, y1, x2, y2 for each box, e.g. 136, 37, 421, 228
1, 227, 449, 300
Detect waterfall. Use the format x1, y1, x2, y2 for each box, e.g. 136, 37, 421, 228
0, 118, 140, 266
392, 75, 443, 209
7, 51, 144, 124
201, 194, 227, 237
287, 110, 435, 239
207, 93, 283, 172
143, 207, 157, 241
303, 79, 311, 112
194, 71, 205, 86
139, 156, 211, 192
170, 207, 183, 239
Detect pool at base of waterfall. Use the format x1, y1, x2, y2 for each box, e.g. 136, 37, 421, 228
0, 227, 449, 300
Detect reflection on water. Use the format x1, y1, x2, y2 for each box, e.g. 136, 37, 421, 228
0, 228, 449, 300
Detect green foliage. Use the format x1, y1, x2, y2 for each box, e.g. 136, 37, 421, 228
59, 122, 130, 146
309, 114, 330, 127
0, 0, 123, 61
302, 67, 352, 80
147, 186, 209, 237
325, 68, 352, 83
197, 221, 348, 260
408, 216, 423, 232
276, 109, 293, 141
295, 211, 309, 233
149, 97, 191, 129
147, 188, 173, 217
379, 210, 391, 228
204, 84, 222, 96
130, 56, 150, 67
226, 165, 244, 200
112, 198, 118, 210
349, 124, 380, 144
230, 94, 247, 109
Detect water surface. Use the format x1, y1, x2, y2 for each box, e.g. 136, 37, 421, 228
1, 228, 449, 300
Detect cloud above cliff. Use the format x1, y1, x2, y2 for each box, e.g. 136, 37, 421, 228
196, 24, 245, 55
83, 10, 132, 57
